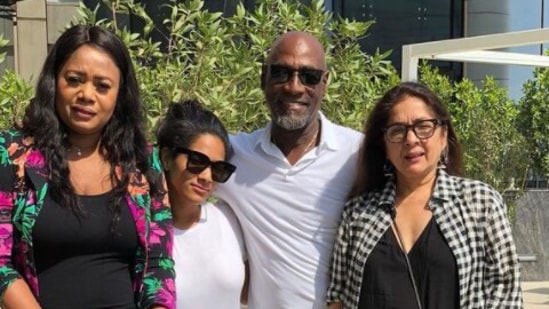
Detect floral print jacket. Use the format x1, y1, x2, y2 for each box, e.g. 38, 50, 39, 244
0, 129, 176, 309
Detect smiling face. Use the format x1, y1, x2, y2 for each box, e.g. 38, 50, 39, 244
55, 44, 120, 139
384, 95, 447, 183
162, 134, 226, 208
263, 33, 327, 131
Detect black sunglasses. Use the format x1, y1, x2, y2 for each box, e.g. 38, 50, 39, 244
173, 147, 236, 183
269, 64, 325, 87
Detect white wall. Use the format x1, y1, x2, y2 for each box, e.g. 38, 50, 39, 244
464, 0, 510, 90
0, 0, 78, 83
465, 0, 547, 101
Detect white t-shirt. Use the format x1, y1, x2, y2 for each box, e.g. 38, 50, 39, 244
214, 113, 363, 309
173, 202, 246, 309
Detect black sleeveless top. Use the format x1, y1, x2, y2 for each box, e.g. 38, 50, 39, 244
358, 217, 459, 309
33, 190, 138, 309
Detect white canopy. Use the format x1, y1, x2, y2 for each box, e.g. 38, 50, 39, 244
401, 28, 549, 81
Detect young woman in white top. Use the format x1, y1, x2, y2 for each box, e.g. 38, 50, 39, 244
155, 99, 248, 309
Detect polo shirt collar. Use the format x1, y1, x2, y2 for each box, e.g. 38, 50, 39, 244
257, 112, 341, 152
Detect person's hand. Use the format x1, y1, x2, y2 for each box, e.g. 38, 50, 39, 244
326, 302, 343, 309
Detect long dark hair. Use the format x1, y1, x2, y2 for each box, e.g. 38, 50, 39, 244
21, 24, 159, 217
155, 99, 233, 160
350, 81, 463, 198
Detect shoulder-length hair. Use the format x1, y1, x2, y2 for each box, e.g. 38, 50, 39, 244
349, 81, 463, 198
21, 24, 159, 215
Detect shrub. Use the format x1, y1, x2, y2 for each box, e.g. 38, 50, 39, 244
72, 0, 397, 134
0, 0, 536, 215
420, 64, 528, 218
518, 66, 549, 177
0, 35, 33, 130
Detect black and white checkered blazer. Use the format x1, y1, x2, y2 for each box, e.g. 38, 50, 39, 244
327, 168, 523, 309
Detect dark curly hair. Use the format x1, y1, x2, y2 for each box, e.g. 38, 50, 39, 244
155, 99, 233, 161
20, 24, 160, 220
350, 81, 464, 198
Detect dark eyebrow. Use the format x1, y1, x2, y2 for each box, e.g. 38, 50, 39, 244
63, 70, 84, 76
388, 118, 435, 125
64, 70, 115, 83
65, 69, 112, 80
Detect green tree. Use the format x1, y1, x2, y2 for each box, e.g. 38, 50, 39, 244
517, 66, 549, 176
420, 64, 529, 216
72, 0, 397, 134
0, 0, 537, 216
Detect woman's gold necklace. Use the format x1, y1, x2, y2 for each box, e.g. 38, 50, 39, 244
66, 143, 97, 157
68, 145, 83, 157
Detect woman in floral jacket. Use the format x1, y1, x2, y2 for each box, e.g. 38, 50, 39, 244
0, 25, 175, 309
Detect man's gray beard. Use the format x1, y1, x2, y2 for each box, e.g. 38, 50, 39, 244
273, 114, 309, 131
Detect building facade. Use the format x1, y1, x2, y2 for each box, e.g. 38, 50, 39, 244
1, 0, 547, 96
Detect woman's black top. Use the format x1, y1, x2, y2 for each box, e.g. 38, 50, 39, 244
33, 190, 138, 309
358, 217, 459, 309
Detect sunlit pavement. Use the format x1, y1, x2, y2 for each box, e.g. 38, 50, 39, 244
524, 281, 549, 309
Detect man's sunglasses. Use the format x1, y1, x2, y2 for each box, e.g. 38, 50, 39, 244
269, 64, 325, 87
173, 147, 236, 183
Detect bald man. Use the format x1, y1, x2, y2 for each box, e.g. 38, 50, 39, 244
215, 32, 363, 309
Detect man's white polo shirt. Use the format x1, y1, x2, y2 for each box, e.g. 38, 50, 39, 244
214, 113, 363, 309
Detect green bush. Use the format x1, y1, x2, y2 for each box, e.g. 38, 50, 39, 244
518, 66, 549, 177
0, 35, 33, 129
0, 0, 539, 212
0, 70, 33, 129
420, 64, 528, 218
72, 0, 397, 134
0, 35, 7, 65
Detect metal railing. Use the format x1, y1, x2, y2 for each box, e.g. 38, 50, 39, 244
0, 3, 15, 21
518, 254, 537, 263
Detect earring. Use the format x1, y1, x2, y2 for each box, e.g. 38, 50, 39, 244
440, 147, 449, 166
383, 159, 394, 175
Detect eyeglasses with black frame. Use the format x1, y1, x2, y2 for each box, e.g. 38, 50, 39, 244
268, 64, 325, 87
172, 147, 236, 183
384, 119, 444, 143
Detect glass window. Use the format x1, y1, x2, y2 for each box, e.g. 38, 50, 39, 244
332, 0, 463, 80
81, 0, 255, 50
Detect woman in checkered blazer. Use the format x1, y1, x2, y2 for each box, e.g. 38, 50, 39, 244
327, 82, 522, 309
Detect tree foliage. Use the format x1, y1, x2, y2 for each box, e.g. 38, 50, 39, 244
72, 0, 397, 134
419, 64, 529, 216
0, 0, 542, 214
0, 36, 33, 130
518, 66, 549, 177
